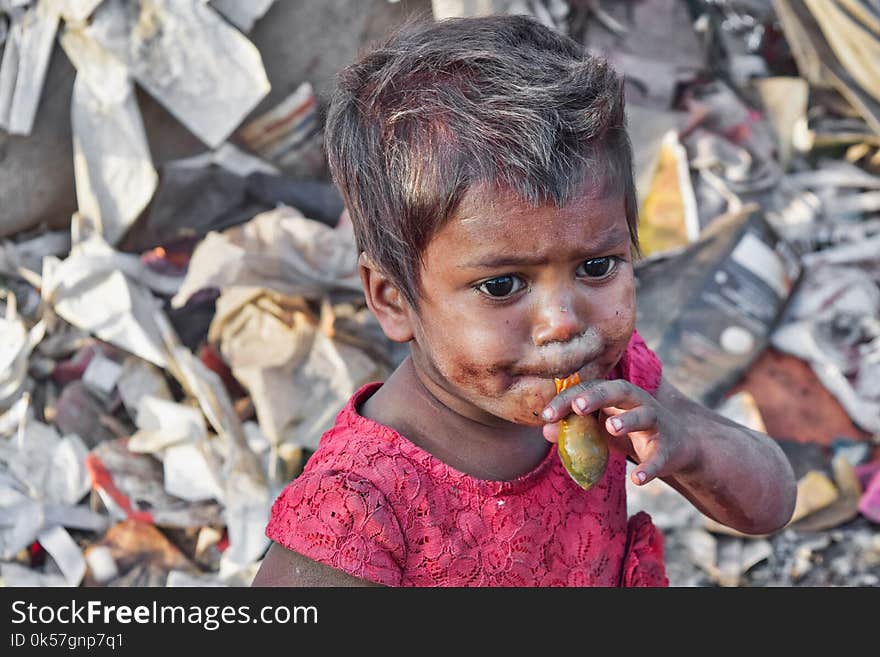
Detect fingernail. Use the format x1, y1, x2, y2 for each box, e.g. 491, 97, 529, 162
610, 417, 622, 432
575, 398, 587, 411
541, 408, 553, 421
636, 471, 647, 483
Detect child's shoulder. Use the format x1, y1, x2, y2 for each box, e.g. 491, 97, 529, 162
265, 385, 422, 585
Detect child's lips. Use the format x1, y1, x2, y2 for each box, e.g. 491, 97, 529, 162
515, 368, 586, 398
514, 358, 608, 397
520, 360, 590, 382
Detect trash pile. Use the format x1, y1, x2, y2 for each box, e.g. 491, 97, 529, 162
0, 0, 878, 587
0, 199, 406, 586
0, 0, 408, 586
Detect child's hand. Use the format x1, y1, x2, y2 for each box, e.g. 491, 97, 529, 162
540, 379, 699, 487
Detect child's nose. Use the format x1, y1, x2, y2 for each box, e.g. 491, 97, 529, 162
532, 296, 584, 347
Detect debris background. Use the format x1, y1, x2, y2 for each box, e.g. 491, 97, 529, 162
1, 0, 878, 587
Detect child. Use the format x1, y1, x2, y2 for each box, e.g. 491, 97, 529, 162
252, 14, 796, 587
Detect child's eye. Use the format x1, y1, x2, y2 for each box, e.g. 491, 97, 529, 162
576, 257, 618, 279
476, 275, 525, 298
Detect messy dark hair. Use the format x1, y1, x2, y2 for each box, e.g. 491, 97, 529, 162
325, 14, 638, 309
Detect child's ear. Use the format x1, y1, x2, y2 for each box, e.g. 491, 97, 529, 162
359, 252, 414, 343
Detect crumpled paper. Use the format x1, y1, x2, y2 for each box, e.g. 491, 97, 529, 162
172, 205, 363, 308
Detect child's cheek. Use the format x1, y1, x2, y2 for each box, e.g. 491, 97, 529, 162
447, 360, 502, 398
445, 359, 550, 425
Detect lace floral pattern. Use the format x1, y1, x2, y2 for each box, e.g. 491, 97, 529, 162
266, 330, 667, 586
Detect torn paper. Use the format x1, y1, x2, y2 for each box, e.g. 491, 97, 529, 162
62, 23, 158, 246
0, 229, 70, 288
41, 235, 177, 368
37, 524, 86, 586
172, 206, 363, 309
128, 396, 206, 454
0, 420, 90, 505
210, 287, 385, 451
154, 311, 272, 572
81, 351, 123, 397
161, 340, 271, 572
0, 479, 107, 560
85, 0, 271, 148
163, 442, 224, 503
116, 356, 172, 420
0, 485, 43, 559
0, 293, 45, 410
0, 0, 59, 135
0, 393, 30, 438
0, 562, 68, 586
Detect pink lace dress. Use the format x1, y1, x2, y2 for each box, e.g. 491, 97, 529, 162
266, 330, 668, 586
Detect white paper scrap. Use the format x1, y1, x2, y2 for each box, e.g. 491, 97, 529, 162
85, 545, 119, 584
117, 356, 172, 419
82, 352, 124, 396
163, 442, 224, 503
0, 0, 60, 135
71, 73, 158, 246
0, 486, 44, 559
42, 239, 173, 369
87, 0, 271, 147
37, 525, 87, 587
129, 396, 206, 453
0, 561, 68, 587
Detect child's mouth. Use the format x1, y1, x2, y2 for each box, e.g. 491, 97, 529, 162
517, 365, 586, 387
530, 360, 588, 382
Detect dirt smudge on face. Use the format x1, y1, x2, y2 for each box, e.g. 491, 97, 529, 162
448, 360, 507, 397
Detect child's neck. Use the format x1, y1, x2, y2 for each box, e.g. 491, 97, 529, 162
359, 357, 550, 481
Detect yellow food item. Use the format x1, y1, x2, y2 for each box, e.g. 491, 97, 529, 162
554, 374, 608, 490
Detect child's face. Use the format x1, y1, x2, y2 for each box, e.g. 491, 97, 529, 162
407, 180, 636, 427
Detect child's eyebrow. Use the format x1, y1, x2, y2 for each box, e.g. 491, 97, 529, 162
460, 254, 549, 269
459, 231, 630, 270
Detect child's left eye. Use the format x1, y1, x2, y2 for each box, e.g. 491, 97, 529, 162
576, 257, 617, 279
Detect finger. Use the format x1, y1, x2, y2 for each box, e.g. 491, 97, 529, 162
540, 386, 585, 422
542, 422, 560, 444
604, 406, 658, 437
541, 379, 650, 422
631, 449, 667, 486
573, 379, 656, 416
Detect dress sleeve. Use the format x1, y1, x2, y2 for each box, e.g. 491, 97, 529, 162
265, 471, 406, 586
616, 329, 663, 396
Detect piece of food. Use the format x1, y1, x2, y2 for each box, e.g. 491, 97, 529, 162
554, 373, 608, 490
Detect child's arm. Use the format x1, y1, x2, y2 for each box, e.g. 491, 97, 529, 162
251, 543, 381, 587
542, 376, 797, 535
